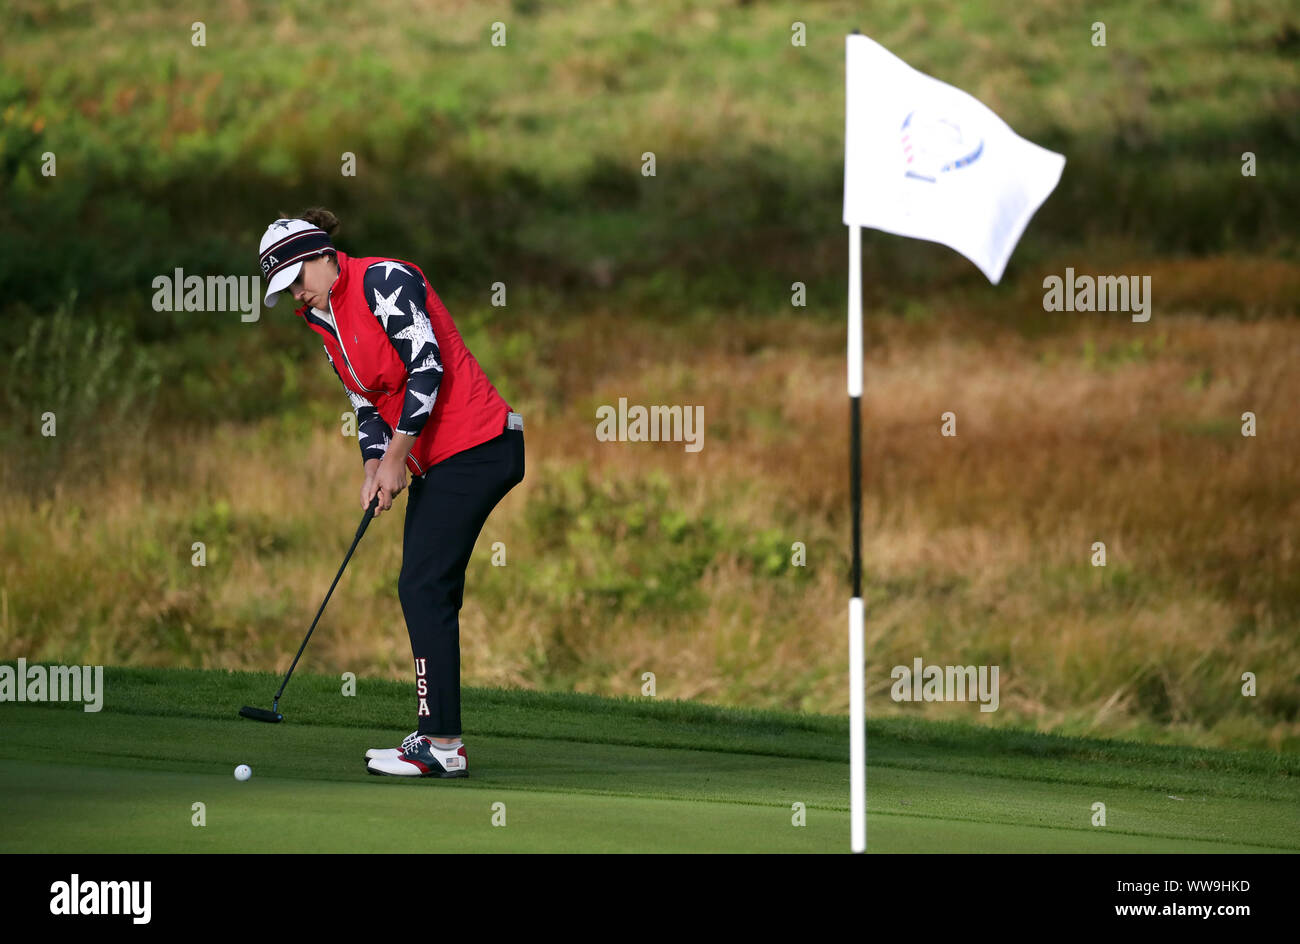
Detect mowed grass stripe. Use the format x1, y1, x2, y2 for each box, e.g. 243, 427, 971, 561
0, 761, 840, 854
0, 760, 1286, 854
2, 667, 1297, 852
0, 708, 851, 808
6, 666, 1295, 798
6, 703, 1297, 848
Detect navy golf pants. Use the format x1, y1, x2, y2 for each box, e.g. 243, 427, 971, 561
398, 426, 524, 737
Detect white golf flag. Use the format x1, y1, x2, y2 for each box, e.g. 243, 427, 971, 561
843, 34, 1065, 284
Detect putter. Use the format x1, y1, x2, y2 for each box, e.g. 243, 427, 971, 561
240, 494, 381, 723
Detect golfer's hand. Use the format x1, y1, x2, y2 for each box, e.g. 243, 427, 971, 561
364, 457, 408, 517
361, 462, 377, 512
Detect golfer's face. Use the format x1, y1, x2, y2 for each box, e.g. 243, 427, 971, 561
290, 259, 329, 310
288, 268, 311, 308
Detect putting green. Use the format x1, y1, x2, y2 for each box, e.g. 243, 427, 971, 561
0, 666, 1295, 853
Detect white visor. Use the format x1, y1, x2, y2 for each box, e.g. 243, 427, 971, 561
264, 261, 303, 307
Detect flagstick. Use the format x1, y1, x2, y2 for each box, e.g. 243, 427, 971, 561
848, 223, 866, 854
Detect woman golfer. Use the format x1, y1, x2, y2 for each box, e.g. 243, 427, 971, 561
258, 208, 524, 778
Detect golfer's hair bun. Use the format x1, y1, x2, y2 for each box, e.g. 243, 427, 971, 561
297, 207, 340, 235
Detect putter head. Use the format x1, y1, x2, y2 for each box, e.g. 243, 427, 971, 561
239, 706, 284, 723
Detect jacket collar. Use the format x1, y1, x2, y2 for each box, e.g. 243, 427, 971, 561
330, 250, 353, 297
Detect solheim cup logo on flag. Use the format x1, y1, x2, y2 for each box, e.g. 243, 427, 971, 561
843, 33, 1065, 284
901, 110, 985, 182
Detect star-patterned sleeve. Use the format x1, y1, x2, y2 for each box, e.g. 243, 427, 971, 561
362, 261, 444, 439
324, 346, 392, 464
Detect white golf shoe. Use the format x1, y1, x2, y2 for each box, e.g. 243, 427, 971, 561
364, 731, 420, 763
366, 735, 469, 778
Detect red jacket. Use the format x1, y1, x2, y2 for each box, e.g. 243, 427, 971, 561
295, 251, 512, 476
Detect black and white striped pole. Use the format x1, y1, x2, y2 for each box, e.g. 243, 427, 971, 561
848, 218, 866, 854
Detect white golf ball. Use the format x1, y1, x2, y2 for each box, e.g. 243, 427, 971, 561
234, 764, 252, 782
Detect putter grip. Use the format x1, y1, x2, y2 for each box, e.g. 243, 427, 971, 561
361, 494, 380, 532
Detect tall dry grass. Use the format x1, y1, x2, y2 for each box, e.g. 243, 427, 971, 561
2, 277, 1297, 750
